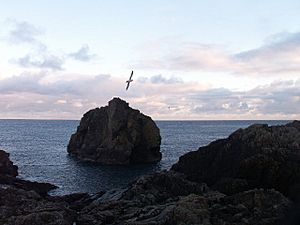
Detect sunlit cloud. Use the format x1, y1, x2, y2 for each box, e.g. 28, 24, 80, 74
136, 31, 300, 76
0, 71, 298, 119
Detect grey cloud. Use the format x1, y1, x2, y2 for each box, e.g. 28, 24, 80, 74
137, 74, 182, 84
0, 72, 111, 96
16, 54, 64, 71
7, 20, 44, 46
137, 76, 148, 83
150, 74, 182, 84
187, 80, 300, 116
0, 72, 299, 119
68, 45, 96, 62
0, 73, 45, 94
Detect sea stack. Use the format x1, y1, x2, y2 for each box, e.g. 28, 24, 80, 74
67, 97, 162, 165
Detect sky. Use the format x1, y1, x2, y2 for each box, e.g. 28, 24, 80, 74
0, 0, 300, 120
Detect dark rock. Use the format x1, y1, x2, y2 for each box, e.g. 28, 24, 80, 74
0, 187, 76, 225
171, 121, 300, 200
0, 148, 292, 225
76, 172, 291, 225
12, 178, 57, 197
0, 150, 18, 177
0, 150, 56, 196
121, 171, 209, 205
67, 97, 161, 165
210, 189, 291, 225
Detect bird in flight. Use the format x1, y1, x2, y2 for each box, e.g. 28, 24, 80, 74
126, 71, 133, 90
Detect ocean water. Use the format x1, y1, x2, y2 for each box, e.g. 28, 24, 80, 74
0, 119, 289, 195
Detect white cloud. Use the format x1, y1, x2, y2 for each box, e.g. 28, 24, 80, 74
0, 72, 298, 119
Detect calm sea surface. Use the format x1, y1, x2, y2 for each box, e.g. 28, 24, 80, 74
0, 120, 289, 195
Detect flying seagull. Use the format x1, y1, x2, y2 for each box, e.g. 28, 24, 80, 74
126, 71, 133, 90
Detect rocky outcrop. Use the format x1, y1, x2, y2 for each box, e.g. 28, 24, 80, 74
0, 150, 18, 177
0, 187, 76, 225
0, 150, 68, 225
67, 98, 161, 165
172, 121, 300, 201
75, 172, 291, 225
0, 169, 292, 225
0, 150, 57, 196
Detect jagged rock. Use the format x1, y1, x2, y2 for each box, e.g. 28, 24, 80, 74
0, 150, 18, 177
0, 148, 293, 225
0, 187, 76, 225
75, 172, 291, 225
121, 171, 209, 205
67, 98, 161, 165
171, 121, 300, 200
0, 150, 56, 196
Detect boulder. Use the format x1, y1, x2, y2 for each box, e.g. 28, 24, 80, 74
67, 98, 161, 165
171, 121, 300, 201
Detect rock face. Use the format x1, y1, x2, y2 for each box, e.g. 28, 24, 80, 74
67, 98, 161, 165
76, 172, 291, 225
172, 121, 300, 201
0, 150, 18, 177
0, 187, 76, 225
0, 150, 57, 196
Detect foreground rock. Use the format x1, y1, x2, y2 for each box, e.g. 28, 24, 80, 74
0, 150, 56, 197
68, 98, 161, 165
0, 150, 71, 225
0, 187, 76, 225
75, 171, 291, 225
0, 169, 293, 225
172, 121, 300, 201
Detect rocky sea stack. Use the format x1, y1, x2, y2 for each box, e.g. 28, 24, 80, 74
67, 97, 162, 165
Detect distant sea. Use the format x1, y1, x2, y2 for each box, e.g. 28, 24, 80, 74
0, 120, 289, 195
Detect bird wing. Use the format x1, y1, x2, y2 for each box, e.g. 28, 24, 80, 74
126, 81, 130, 90
129, 71, 133, 80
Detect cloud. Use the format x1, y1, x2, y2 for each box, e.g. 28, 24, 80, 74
0, 71, 299, 119
5, 20, 97, 71
68, 45, 96, 62
6, 20, 45, 48
136, 31, 300, 76
0, 72, 112, 96
16, 54, 64, 71
137, 74, 182, 84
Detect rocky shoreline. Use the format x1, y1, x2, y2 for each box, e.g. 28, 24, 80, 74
1, 121, 300, 224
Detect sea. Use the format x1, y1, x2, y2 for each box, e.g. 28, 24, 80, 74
0, 119, 289, 195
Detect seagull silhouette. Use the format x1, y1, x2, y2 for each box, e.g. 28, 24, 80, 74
126, 71, 133, 90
